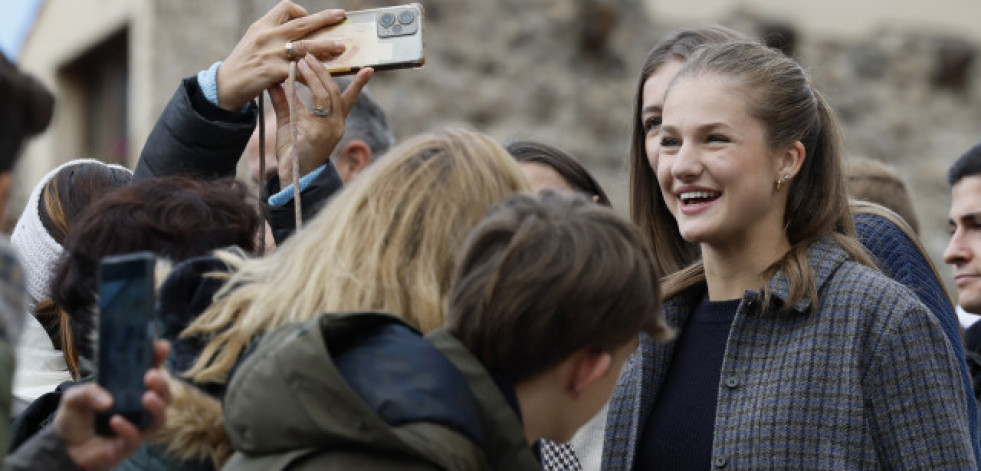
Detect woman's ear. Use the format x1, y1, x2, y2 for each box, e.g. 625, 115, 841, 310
776, 141, 806, 178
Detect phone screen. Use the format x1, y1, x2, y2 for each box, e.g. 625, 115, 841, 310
97, 252, 155, 434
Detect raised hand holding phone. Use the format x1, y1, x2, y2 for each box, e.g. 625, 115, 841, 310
55, 341, 170, 471
215, 2, 350, 111
268, 54, 373, 230
96, 251, 157, 436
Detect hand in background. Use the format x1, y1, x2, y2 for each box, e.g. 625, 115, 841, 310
216, 1, 349, 111
55, 341, 172, 471
269, 54, 373, 183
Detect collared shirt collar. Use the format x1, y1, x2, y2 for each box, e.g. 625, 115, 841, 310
764, 235, 851, 314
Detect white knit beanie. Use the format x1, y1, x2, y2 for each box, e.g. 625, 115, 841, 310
11, 159, 132, 304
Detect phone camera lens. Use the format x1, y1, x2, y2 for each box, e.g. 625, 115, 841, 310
398, 11, 415, 25
379, 13, 396, 27
392, 24, 403, 34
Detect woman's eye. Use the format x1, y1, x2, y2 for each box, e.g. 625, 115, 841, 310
660, 136, 680, 147
643, 116, 662, 134
707, 134, 729, 143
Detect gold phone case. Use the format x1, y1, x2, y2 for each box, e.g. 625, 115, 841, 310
307, 3, 425, 75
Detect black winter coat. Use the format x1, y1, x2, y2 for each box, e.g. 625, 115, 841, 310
135, 77, 343, 243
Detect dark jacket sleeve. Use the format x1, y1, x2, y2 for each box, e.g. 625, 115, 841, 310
266, 161, 344, 244
854, 213, 960, 350
3, 426, 81, 471
134, 77, 257, 181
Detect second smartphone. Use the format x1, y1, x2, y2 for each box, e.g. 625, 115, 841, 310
95, 251, 156, 436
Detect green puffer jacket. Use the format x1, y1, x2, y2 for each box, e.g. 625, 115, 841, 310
221, 312, 541, 471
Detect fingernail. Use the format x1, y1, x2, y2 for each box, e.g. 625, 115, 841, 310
305, 53, 317, 63
330, 9, 346, 19
332, 43, 346, 54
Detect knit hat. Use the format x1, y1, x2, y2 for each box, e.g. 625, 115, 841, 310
11, 159, 132, 304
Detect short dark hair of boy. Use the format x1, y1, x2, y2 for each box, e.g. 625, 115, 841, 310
948, 142, 981, 187
446, 190, 671, 383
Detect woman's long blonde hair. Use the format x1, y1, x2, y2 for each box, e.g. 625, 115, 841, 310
182, 127, 530, 384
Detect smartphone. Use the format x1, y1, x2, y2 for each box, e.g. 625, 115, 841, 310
95, 251, 156, 436
306, 3, 425, 75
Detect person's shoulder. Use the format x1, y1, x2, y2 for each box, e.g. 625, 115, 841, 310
823, 258, 925, 313
819, 260, 954, 362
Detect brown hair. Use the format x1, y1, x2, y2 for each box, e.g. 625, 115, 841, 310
629, 25, 749, 276
846, 157, 919, 234
51, 176, 262, 378
38, 162, 132, 244
661, 41, 872, 308
33, 162, 132, 348
446, 190, 671, 383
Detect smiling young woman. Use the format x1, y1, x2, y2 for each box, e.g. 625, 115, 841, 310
594, 40, 976, 471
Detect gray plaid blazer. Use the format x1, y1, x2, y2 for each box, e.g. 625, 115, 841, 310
600, 237, 976, 470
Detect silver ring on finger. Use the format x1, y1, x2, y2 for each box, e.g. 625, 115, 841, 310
312, 106, 332, 117
285, 41, 296, 61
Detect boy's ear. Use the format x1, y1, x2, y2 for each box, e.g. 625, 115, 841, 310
566, 349, 613, 398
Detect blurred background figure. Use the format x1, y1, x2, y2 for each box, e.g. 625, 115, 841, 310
1, 50, 171, 471
846, 156, 920, 234
507, 139, 612, 207
10, 159, 131, 414
8, 176, 262, 460
944, 142, 981, 403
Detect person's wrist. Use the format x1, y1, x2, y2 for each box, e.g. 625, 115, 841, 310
215, 67, 247, 112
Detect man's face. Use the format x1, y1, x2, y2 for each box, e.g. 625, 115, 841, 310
944, 175, 981, 313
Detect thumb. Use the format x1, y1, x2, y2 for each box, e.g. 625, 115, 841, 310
65, 384, 113, 415
56, 384, 113, 440
340, 67, 373, 116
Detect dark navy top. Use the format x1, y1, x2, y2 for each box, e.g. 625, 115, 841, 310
634, 296, 740, 470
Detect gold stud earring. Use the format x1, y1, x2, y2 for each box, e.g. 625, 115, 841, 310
776, 174, 791, 191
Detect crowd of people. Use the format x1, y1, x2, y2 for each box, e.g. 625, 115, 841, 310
1, 1, 981, 470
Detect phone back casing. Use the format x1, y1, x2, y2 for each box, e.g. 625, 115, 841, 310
96, 251, 156, 435
307, 3, 425, 74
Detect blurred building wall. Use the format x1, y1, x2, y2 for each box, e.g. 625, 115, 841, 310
647, 0, 981, 41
